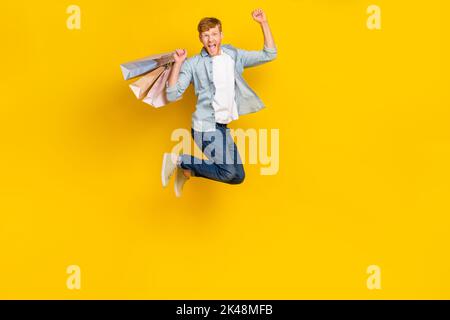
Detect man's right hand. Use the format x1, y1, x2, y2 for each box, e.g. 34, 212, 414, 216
173, 49, 187, 64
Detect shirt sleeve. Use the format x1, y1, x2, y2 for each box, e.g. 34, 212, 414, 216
165, 60, 193, 102
236, 45, 278, 69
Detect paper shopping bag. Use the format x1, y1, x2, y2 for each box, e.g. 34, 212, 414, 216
143, 65, 177, 108
120, 52, 174, 80
129, 66, 165, 99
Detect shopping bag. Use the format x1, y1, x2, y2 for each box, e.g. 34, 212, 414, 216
129, 66, 165, 99
143, 65, 177, 108
120, 51, 174, 80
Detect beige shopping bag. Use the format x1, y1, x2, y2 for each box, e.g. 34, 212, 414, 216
129, 66, 165, 99
143, 65, 178, 108
120, 51, 174, 80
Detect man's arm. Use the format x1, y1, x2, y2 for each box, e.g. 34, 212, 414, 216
166, 49, 192, 102
238, 8, 277, 68
254, 8, 275, 49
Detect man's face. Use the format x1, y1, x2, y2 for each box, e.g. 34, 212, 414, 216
199, 25, 223, 57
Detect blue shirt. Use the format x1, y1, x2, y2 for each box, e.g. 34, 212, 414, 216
165, 44, 277, 132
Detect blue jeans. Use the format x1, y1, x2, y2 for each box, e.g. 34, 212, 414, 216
179, 123, 245, 184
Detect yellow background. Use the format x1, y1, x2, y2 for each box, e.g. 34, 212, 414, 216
1, 0, 449, 299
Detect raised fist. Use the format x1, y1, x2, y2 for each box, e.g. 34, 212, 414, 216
252, 8, 267, 23
173, 49, 187, 64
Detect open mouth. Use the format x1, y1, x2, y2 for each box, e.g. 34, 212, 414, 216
208, 44, 217, 50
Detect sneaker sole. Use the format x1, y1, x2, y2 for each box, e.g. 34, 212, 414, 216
174, 169, 185, 198
161, 153, 169, 187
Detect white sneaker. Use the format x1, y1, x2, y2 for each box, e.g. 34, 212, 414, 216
161, 153, 178, 187
175, 168, 189, 198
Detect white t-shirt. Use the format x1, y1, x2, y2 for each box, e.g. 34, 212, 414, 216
211, 49, 239, 124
